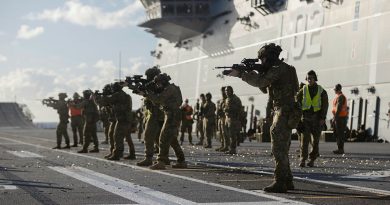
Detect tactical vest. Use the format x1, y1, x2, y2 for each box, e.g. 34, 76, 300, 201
302, 84, 323, 112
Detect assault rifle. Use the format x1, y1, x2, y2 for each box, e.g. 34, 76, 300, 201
42, 97, 58, 106
215, 58, 267, 76
124, 75, 160, 94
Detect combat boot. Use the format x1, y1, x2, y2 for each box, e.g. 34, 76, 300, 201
52, 145, 61, 149
286, 180, 295, 190
149, 161, 166, 170
225, 149, 236, 155
107, 155, 120, 161
307, 159, 315, 167
89, 148, 99, 153
204, 144, 212, 148
63, 145, 71, 149
104, 153, 112, 159
72, 144, 78, 147
172, 161, 187, 169
333, 149, 344, 154
123, 154, 136, 160
136, 158, 153, 166
215, 147, 223, 151
220, 147, 229, 152
299, 160, 305, 167
263, 181, 287, 193
77, 149, 88, 153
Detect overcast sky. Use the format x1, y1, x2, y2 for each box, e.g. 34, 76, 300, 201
0, 0, 157, 122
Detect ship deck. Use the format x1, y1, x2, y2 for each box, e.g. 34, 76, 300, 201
1, 128, 389, 205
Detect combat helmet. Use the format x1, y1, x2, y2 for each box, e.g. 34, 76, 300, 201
258, 43, 283, 62
102, 84, 112, 95
58, 93, 67, 99
73, 92, 80, 99
82, 90, 92, 98
145, 66, 161, 80
111, 82, 123, 92
153, 73, 171, 84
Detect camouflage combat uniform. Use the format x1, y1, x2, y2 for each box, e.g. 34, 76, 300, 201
137, 98, 165, 165
147, 84, 186, 166
99, 106, 110, 144
77, 97, 99, 152
216, 98, 229, 151
101, 90, 135, 159
203, 99, 216, 148
224, 93, 242, 154
241, 61, 299, 191
52, 99, 70, 148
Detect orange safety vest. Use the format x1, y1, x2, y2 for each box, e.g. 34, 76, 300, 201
332, 93, 348, 117
183, 105, 193, 120
69, 106, 82, 117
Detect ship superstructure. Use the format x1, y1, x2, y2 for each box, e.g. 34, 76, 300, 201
139, 0, 390, 141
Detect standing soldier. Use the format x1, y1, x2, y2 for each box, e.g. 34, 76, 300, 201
332, 84, 348, 154
296, 70, 328, 167
99, 105, 110, 145
98, 82, 135, 160
74, 90, 100, 153
180, 99, 194, 145
203, 93, 216, 148
139, 73, 187, 170
228, 43, 299, 193
224, 86, 242, 154
43, 93, 70, 149
98, 84, 115, 154
135, 108, 144, 142
68, 92, 84, 147
216, 87, 229, 151
195, 94, 206, 145
136, 67, 165, 166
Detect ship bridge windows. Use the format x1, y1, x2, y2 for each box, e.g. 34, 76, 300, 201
162, 3, 175, 16
251, 0, 287, 15
177, 2, 193, 16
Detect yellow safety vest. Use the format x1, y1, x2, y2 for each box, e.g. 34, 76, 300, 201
302, 84, 323, 112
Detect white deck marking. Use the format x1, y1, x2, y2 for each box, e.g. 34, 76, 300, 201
195, 161, 390, 196
49, 166, 197, 205
7, 150, 44, 158
343, 169, 390, 179
0, 136, 309, 205
0, 185, 18, 190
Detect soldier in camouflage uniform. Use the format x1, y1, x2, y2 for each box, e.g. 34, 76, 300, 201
296, 70, 328, 167
195, 94, 206, 145
45, 93, 70, 149
229, 43, 299, 193
99, 84, 114, 146
203, 93, 216, 148
224, 86, 242, 154
136, 67, 165, 166
74, 90, 100, 153
99, 105, 110, 144
98, 82, 135, 160
216, 87, 229, 152
68, 92, 84, 147
140, 73, 187, 170
135, 108, 144, 142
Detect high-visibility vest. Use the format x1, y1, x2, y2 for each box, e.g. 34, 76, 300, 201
69, 106, 82, 117
332, 93, 348, 117
302, 84, 323, 112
